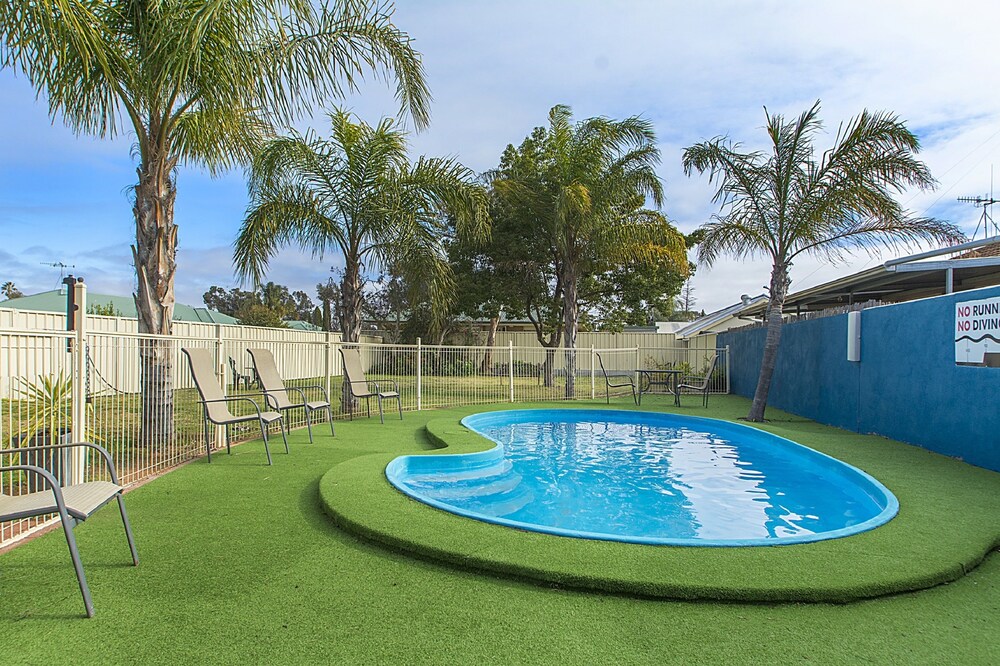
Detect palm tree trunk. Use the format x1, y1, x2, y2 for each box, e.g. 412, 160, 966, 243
132, 154, 177, 447
479, 314, 500, 373
562, 263, 579, 398
339, 256, 365, 411
747, 263, 790, 422
340, 257, 364, 343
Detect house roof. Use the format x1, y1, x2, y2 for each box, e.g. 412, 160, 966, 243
675, 295, 768, 338
741, 236, 1000, 317
1, 289, 238, 324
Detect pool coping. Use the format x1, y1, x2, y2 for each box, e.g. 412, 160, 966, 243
319, 402, 1000, 603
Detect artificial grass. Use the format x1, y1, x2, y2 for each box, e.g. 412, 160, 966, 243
0, 396, 996, 664
320, 398, 1000, 602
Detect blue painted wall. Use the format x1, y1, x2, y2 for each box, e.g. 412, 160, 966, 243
719, 285, 1000, 472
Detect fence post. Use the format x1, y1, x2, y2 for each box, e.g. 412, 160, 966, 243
508, 341, 515, 403
416, 337, 422, 411
324, 332, 332, 403
590, 346, 595, 400
70, 280, 87, 484
215, 324, 225, 449
725, 344, 731, 394
635, 346, 641, 387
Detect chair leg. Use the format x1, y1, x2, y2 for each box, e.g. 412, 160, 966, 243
117, 495, 139, 566
59, 509, 94, 617
225, 423, 231, 454
366, 397, 371, 419
377, 395, 385, 424
397, 396, 403, 420
203, 413, 212, 463
259, 418, 273, 466
279, 419, 289, 454
304, 407, 314, 443
327, 406, 336, 436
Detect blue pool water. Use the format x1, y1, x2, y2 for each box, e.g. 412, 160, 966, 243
385, 409, 898, 546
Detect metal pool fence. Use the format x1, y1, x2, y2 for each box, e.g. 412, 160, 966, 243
1, 309, 728, 547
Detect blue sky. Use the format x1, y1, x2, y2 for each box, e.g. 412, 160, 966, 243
2, 0, 1000, 313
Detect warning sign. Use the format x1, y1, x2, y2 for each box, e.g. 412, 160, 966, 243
955, 295, 1000, 365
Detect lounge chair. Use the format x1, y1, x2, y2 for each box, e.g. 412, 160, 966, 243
0, 442, 138, 617
182, 348, 287, 465
596, 351, 637, 405
339, 347, 402, 423
676, 355, 719, 407
247, 348, 335, 443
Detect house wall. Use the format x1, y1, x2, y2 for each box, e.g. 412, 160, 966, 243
719, 285, 1000, 472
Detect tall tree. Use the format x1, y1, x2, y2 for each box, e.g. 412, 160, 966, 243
2, 0, 429, 444
490, 105, 687, 395
233, 109, 489, 344
683, 101, 965, 422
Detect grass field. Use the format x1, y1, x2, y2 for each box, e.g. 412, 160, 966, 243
1, 395, 998, 664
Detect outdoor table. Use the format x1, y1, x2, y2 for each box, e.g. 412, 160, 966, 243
636, 369, 681, 406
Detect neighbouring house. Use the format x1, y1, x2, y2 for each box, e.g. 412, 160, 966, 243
1, 289, 238, 324
674, 295, 769, 341
740, 236, 1000, 318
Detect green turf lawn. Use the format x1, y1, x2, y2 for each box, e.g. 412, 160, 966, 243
1, 395, 999, 664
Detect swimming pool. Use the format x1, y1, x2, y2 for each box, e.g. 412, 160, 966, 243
385, 409, 898, 546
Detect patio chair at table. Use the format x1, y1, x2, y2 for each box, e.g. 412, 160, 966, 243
595, 351, 637, 405
676, 355, 719, 408
339, 347, 402, 423
182, 348, 288, 465
229, 356, 255, 391
0, 441, 138, 618
247, 348, 335, 443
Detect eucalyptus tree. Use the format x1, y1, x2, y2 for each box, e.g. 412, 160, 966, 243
491, 105, 687, 396
683, 101, 965, 422
1, 0, 429, 444
233, 109, 489, 346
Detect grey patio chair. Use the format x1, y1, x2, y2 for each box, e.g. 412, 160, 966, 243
339, 347, 402, 423
247, 348, 335, 443
229, 356, 255, 391
182, 348, 287, 465
0, 442, 138, 618
595, 351, 637, 405
676, 355, 719, 408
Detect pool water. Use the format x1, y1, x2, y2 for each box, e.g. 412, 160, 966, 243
385, 409, 898, 546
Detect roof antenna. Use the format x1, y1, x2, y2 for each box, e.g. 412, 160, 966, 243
41, 261, 77, 293
958, 165, 1000, 240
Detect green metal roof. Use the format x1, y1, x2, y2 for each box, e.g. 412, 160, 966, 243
1, 290, 239, 324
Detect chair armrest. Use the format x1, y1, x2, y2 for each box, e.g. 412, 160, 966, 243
295, 384, 332, 403
381, 379, 401, 395
1, 442, 120, 485
200, 396, 267, 418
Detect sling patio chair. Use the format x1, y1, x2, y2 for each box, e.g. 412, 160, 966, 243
339, 347, 402, 423
247, 348, 335, 443
182, 348, 288, 465
676, 355, 719, 408
0, 441, 138, 618
595, 351, 637, 405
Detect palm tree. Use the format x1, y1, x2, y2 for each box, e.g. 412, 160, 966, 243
491, 105, 687, 396
683, 101, 965, 422
1, 282, 24, 300
233, 109, 489, 345
1, 0, 429, 444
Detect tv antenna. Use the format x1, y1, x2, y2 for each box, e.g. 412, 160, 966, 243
41, 261, 76, 288
957, 166, 1000, 240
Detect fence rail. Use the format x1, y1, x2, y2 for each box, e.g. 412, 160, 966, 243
1, 294, 729, 548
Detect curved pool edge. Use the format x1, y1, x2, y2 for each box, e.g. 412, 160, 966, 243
386, 409, 900, 548
318, 406, 1000, 603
